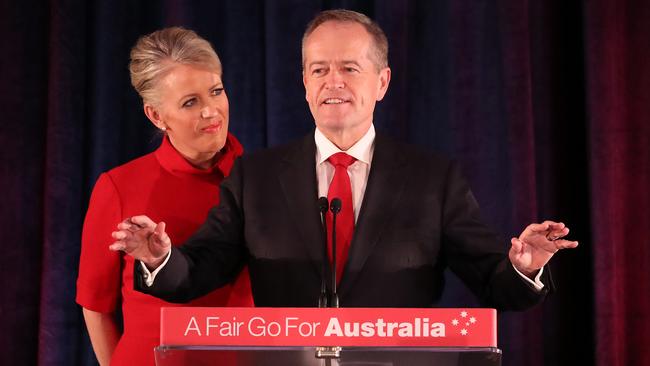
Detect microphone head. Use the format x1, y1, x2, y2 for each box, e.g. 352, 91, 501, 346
330, 198, 342, 214
318, 197, 329, 213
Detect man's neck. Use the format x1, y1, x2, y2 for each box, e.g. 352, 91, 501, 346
317, 124, 371, 151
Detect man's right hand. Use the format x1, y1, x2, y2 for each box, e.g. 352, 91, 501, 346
109, 215, 171, 270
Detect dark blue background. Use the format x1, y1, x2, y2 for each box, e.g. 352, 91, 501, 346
1, 1, 648, 365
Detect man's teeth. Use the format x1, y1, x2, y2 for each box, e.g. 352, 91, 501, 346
324, 98, 344, 104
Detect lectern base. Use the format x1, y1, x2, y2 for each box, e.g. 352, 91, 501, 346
316, 346, 342, 358
154, 346, 502, 366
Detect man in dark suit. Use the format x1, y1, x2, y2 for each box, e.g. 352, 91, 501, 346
110, 10, 578, 310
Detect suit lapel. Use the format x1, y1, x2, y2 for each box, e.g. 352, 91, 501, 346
277, 134, 326, 270
339, 134, 408, 295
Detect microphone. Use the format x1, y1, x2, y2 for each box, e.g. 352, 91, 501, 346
329, 197, 342, 308
317, 197, 329, 308
315, 201, 343, 359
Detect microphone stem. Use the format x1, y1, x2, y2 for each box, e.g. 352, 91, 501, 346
319, 204, 328, 308
331, 212, 339, 308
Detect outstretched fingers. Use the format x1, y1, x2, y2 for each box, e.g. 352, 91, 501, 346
152, 222, 171, 248
553, 238, 579, 250
510, 237, 523, 254
109, 223, 133, 251
109, 216, 155, 253
129, 215, 157, 229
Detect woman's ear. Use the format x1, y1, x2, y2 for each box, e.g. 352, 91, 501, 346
144, 104, 167, 130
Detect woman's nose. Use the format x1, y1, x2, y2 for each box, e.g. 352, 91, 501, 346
201, 105, 217, 119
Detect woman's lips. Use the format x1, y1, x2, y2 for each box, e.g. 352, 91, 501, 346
201, 122, 222, 133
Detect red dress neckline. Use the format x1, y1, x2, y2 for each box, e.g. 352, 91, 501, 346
154, 133, 244, 177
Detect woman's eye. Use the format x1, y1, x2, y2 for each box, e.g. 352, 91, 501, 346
211, 88, 224, 96
182, 98, 196, 108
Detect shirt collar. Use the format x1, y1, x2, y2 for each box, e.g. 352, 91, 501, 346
314, 124, 375, 165
155, 133, 244, 177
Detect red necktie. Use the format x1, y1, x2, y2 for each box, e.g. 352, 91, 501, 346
326, 152, 356, 284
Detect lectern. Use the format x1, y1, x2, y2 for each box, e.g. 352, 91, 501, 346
154, 307, 501, 365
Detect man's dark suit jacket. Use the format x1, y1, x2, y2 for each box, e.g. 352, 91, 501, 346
136, 132, 551, 310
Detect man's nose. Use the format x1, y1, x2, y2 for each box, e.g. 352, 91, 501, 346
325, 70, 345, 89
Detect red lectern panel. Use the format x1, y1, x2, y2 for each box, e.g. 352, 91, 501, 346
160, 307, 496, 347
156, 308, 501, 366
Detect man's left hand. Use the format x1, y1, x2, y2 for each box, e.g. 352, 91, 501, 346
509, 221, 579, 278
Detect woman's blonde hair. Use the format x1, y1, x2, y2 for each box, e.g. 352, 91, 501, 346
129, 27, 222, 106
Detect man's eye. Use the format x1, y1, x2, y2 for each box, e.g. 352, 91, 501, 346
182, 98, 196, 108
312, 68, 325, 75
211, 88, 224, 96
345, 67, 359, 73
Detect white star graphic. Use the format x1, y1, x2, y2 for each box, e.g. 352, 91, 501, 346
452, 319, 459, 326
460, 311, 468, 318
460, 329, 468, 336
470, 317, 476, 324
465, 322, 470, 326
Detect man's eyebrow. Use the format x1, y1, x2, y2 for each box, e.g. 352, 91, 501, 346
307, 61, 327, 68
307, 60, 364, 68
341, 60, 362, 67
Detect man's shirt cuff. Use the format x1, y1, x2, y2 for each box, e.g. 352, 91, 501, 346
512, 264, 545, 291
139, 250, 172, 287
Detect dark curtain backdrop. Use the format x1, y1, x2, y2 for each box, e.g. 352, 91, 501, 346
0, 0, 647, 365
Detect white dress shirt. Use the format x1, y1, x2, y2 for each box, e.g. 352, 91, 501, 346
314, 124, 375, 222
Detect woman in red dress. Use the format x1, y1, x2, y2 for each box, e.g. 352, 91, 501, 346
76, 27, 253, 365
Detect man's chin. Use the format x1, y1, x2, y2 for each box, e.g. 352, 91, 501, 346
314, 117, 350, 130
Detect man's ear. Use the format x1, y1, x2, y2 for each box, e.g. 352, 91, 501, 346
302, 70, 310, 102
376, 67, 391, 101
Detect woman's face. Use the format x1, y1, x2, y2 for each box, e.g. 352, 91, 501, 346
147, 63, 229, 166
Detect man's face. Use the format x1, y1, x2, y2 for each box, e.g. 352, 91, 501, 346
303, 21, 390, 139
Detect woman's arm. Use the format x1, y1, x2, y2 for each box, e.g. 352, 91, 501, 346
82, 307, 120, 366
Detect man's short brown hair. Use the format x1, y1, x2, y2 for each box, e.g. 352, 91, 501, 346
302, 9, 389, 71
